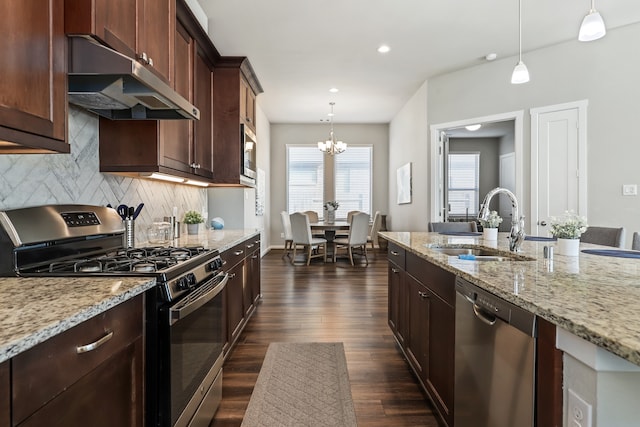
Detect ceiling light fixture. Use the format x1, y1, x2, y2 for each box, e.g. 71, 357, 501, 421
329, 87, 339, 93
465, 124, 482, 131
578, 0, 606, 41
511, 0, 530, 84
377, 45, 390, 53
317, 102, 347, 156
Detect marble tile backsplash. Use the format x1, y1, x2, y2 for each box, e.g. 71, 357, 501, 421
0, 106, 206, 244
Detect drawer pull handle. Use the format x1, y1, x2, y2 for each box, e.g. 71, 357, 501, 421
233, 250, 244, 256
391, 268, 399, 274
246, 243, 255, 249
418, 291, 430, 299
390, 250, 399, 256
76, 331, 114, 354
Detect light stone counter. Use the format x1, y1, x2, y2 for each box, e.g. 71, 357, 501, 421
0, 277, 155, 363
379, 231, 640, 366
0, 229, 259, 364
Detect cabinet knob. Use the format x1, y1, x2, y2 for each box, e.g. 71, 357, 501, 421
391, 268, 399, 274
138, 52, 151, 65
418, 291, 430, 299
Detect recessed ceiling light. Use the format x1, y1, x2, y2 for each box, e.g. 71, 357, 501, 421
485, 53, 497, 61
329, 87, 339, 93
377, 45, 390, 54
465, 124, 482, 131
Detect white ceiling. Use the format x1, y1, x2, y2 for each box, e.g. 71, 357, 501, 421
197, 0, 640, 124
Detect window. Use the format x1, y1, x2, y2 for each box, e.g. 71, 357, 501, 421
287, 145, 373, 220
286, 146, 324, 214
448, 152, 480, 216
335, 146, 372, 218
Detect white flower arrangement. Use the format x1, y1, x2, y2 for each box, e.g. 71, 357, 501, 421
480, 210, 502, 229
324, 201, 339, 211
550, 211, 588, 239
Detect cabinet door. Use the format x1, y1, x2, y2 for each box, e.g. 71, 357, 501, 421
240, 77, 256, 131
406, 274, 430, 383
0, 361, 8, 427
249, 244, 261, 303
388, 262, 405, 345
227, 261, 245, 347
17, 340, 143, 427
137, 0, 174, 84
0, 0, 67, 153
160, 19, 193, 174
65, 0, 137, 58
193, 44, 214, 178
426, 291, 454, 427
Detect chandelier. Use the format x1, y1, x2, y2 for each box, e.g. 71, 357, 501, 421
318, 102, 347, 155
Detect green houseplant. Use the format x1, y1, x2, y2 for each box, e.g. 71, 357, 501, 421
184, 210, 204, 235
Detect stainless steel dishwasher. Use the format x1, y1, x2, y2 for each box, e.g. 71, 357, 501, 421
454, 276, 536, 427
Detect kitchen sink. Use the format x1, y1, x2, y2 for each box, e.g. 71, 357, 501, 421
427, 245, 535, 261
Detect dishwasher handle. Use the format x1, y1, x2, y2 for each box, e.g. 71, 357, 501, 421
473, 303, 497, 326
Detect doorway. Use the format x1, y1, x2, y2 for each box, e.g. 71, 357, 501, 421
430, 111, 525, 227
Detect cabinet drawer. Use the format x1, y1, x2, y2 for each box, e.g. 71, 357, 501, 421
221, 241, 248, 269
387, 242, 406, 269
406, 252, 455, 306
12, 295, 143, 424
245, 237, 261, 254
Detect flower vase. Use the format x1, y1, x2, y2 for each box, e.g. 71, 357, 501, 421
326, 210, 335, 224
482, 227, 498, 241
187, 223, 199, 235
556, 238, 580, 256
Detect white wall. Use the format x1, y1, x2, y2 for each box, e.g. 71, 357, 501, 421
424, 23, 640, 247
269, 123, 389, 248
388, 81, 429, 231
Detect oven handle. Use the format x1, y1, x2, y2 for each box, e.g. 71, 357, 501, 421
169, 273, 228, 325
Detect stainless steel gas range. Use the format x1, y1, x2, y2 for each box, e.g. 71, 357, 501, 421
0, 204, 227, 427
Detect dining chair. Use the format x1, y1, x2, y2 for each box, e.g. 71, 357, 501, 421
303, 210, 319, 223
334, 212, 370, 266
289, 212, 327, 265
367, 211, 382, 249
428, 221, 478, 232
580, 226, 625, 248
633, 232, 640, 251
280, 211, 293, 259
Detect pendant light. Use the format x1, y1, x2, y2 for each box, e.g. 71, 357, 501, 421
317, 102, 347, 155
578, 0, 606, 41
511, 0, 530, 84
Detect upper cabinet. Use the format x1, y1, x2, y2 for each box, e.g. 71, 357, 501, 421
0, 0, 68, 153
212, 59, 262, 186
65, 0, 175, 84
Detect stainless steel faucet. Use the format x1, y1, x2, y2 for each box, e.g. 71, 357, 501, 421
478, 187, 526, 252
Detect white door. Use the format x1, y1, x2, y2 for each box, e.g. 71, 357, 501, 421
499, 152, 516, 230
530, 101, 588, 237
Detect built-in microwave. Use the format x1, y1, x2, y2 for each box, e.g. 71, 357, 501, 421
241, 124, 256, 186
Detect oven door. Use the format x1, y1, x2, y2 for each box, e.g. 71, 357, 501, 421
164, 272, 228, 427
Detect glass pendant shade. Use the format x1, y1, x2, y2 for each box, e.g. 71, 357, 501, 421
511, 60, 530, 84
579, 10, 606, 41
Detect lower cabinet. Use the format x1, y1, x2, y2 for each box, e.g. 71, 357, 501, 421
11, 295, 144, 427
0, 361, 8, 427
222, 235, 262, 357
388, 247, 455, 427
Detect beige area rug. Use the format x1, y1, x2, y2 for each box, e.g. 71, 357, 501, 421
241, 342, 358, 427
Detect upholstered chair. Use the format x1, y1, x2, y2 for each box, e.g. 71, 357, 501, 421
428, 221, 478, 232
289, 212, 327, 265
580, 226, 625, 248
334, 212, 370, 266
280, 211, 293, 259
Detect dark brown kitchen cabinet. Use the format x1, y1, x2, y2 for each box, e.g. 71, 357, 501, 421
66, 0, 174, 84
387, 246, 455, 427
11, 295, 144, 427
212, 59, 262, 186
0, 0, 68, 154
191, 45, 214, 179
0, 361, 8, 427
222, 243, 246, 354
244, 237, 261, 317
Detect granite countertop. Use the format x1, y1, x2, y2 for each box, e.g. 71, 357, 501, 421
0, 229, 260, 364
379, 231, 640, 366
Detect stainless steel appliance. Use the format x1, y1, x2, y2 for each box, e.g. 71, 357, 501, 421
241, 123, 257, 186
454, 276, 536, 427
0, 204, 227, 427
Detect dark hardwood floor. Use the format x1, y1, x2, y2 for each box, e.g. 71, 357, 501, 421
211, 249, 442, 426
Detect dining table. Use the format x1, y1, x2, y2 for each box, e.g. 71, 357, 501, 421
309, 221, 350, 262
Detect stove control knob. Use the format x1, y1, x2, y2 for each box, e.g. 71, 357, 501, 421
176, 277, 188, 290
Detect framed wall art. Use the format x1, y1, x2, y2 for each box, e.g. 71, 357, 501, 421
397, 162, 412, 204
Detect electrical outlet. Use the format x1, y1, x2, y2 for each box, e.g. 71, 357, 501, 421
567, 389, 592, 427
280, 232, 285, 238
622, 184, 638, 196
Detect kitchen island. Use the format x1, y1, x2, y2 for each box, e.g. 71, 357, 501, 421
380, 230, 640, 426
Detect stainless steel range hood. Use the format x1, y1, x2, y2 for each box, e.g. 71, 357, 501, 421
68, 36, 200, 120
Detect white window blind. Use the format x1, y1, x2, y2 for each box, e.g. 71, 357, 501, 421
448, 153, 480, 216
286, 146, 324, 214
335, 146, 372, 219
